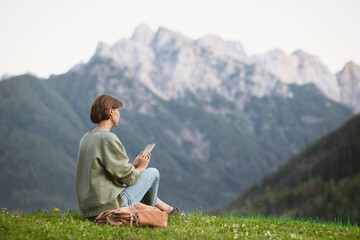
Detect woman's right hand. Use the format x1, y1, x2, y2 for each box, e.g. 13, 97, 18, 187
135, 152, 151, 173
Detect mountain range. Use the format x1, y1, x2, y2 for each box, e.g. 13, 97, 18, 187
0, 25, 358, 212
96, 24, 360, 113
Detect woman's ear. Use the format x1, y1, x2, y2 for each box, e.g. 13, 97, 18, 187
109, 108, 114, 116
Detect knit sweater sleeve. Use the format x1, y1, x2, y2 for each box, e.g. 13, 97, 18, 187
101, 133, 140, 186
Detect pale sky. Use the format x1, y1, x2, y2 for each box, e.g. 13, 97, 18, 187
1, 0, 359, 78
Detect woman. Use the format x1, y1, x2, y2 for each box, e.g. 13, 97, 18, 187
76, 94, 184, 220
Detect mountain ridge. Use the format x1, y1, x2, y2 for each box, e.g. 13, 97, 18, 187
93, 24, 359, 112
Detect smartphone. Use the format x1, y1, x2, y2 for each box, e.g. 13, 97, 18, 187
143, 143, 155, 155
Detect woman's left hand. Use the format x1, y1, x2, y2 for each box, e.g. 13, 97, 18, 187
132, 152, 142, 168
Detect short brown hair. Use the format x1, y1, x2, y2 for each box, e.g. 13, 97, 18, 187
90, 94, 123, 123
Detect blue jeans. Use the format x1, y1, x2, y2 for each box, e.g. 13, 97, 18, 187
120, 168, 159, 207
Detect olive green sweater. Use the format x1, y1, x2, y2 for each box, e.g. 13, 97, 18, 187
76, 129, 140, 218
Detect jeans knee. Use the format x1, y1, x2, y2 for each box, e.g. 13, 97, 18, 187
147, 167, 160, 181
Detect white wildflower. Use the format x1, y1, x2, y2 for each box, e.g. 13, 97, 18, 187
265, 231, 271, 236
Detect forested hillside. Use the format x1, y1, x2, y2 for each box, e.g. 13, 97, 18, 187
0, 75, 86, 210
216, 114, 360, 222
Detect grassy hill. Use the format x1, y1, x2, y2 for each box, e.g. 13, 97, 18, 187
215, 114, 360, 222
0, 209, 359, 239
0, 75, 86, 210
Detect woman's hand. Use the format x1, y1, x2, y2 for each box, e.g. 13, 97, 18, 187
133, 152, 151, 172
132, 152, 142, 168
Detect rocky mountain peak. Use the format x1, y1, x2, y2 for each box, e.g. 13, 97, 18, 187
291, 49, 310, 57
337, 61, 360, 84
252, 48, 299, 84
291, 50, 324, 70
196, 34, 225, 45
342, 61, 359, 80
268, 48, 287, 56
94, 42, 111, 57
336, 61, 360, 112
253, 48, 340, 102
87, 26, 359, 112
151, 27, 192, 53
131, 24, 155, 46
195, 34, 247, 61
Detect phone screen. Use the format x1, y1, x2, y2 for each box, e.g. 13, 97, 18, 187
143, 143, 155, 155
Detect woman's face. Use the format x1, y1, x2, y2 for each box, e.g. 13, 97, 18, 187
110, 108, 120, 127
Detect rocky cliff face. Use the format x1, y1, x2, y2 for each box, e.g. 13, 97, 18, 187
94, 25, 292, 109
253, 49, 341, 102
336, 61, 360, 112
93, 24, 359, 113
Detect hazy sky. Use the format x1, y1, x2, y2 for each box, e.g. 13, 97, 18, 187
1, 0, 359, 78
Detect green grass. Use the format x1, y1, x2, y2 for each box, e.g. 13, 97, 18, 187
1, 209, 359, 239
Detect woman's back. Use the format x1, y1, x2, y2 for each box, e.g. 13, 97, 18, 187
76, 128, 139, 218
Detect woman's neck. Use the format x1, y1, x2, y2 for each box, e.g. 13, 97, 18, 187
93, 120, 112, 132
